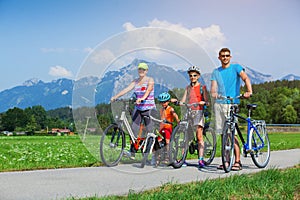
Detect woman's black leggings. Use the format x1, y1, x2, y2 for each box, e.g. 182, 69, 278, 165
131, 109, 154, 137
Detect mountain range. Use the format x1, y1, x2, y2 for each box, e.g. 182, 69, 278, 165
0, 59, 299, 113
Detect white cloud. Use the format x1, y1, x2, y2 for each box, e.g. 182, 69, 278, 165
123, 19, 226, 55
78, 19, 225, 77
49, 66, 73, 77
90, 49, 116, 65
123, 22, 136, 31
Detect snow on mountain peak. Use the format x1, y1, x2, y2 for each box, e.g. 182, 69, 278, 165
22, 78, 41, 87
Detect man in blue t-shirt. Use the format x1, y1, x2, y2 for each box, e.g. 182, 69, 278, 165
211, 48, 252, 171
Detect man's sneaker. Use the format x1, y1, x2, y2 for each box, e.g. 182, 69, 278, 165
182, 161, 188, 167
198, 160, 205, 168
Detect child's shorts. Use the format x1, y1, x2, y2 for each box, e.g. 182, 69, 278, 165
160, 127, 173, 140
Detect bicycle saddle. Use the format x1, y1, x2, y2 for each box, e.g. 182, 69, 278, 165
247, 104, 257, 110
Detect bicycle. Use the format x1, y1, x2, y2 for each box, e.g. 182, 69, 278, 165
169, 102, 217, 169
99, 98, 172, 168
219, 95, 270, 173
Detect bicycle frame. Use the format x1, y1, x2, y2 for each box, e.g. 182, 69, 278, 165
228, 105, 266, 155
119, 110, 138, 141
116, 101, 165, 153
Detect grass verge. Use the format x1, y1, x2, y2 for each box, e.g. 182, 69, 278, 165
76, 165, 300, 200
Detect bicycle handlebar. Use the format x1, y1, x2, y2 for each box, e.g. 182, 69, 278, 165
216, 95, 244, 101
110, 98, 144, 104
216, 93, 252, 100
150, 116, 173, 125
174, 101, 207, 108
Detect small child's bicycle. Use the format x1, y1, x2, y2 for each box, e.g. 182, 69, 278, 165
219, 95, 271, 173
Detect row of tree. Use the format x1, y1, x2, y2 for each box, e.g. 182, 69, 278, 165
0, 106, 74, 133
0, 80, 299, 134
240, 80, 300, 124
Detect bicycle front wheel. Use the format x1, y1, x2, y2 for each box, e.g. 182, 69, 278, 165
100, 123, 125, 167
140, 135, 155, 168
203, 127, 217, 165
251, 123, 270, 168
221, 123, 235, 173
169, 124, 188, 169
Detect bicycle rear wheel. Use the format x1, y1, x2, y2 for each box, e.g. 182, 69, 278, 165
221, 123, 235, 173
169, 124, 188, 169
203, 127, 217, 165
100, 123, 125, 167
251, 123, 270, 168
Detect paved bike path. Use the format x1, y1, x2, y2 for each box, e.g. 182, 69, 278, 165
0, 149, 299, 200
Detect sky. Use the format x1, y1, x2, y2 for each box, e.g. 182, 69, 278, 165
1, 0, 300, 91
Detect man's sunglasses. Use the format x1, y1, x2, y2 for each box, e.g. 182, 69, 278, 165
221, 54, 231, 58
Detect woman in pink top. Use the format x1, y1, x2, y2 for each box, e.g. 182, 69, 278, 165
111, 62, 156, 158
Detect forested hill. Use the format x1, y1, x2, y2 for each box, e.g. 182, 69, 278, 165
252, 79, 300, 91
239, 80, 300, 124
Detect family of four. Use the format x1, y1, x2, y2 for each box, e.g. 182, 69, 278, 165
110, 48, 252, 170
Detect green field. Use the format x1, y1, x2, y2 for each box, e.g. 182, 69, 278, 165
186, 132, 300, 159
0, 136, 98, 172
0, 132, 299, 172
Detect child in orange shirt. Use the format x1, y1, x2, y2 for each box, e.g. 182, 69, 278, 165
157, 92, 180, 164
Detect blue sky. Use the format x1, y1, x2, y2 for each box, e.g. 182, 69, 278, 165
1, 0, 299, 91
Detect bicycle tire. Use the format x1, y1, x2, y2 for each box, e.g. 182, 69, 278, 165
140, 136, 155, 168
100, 123, 125, 167
169, 124, 188, 169
251, 124, 270, 168
221, 123, 235, 173
203, 127, 217, 165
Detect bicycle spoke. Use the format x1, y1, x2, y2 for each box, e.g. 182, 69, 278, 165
100, 124, 124, 167
221, 124, 235, 173
251, 123, 270, 168
169, 125, 188, 169
203, 127, 216, 165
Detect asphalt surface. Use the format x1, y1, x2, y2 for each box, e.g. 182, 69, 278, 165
0, 149, 299, 200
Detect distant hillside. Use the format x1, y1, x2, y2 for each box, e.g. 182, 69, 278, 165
281, 74, 300, 81
0, 60, 299, 112
0, 78, 73, 112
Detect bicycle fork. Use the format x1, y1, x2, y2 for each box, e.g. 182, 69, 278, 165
143, 132, 157, 154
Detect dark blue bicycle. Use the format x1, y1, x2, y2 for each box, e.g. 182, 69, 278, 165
220, 95, 270, 173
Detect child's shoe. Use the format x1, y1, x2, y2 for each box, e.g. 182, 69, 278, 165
198, 159, 205, 168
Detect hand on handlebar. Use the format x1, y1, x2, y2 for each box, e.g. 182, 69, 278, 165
136, 98, 145, 104
216, 94, 252, 100
199, 101, 206, 106
242, 92, 252, 98
162, 119, 173, 125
